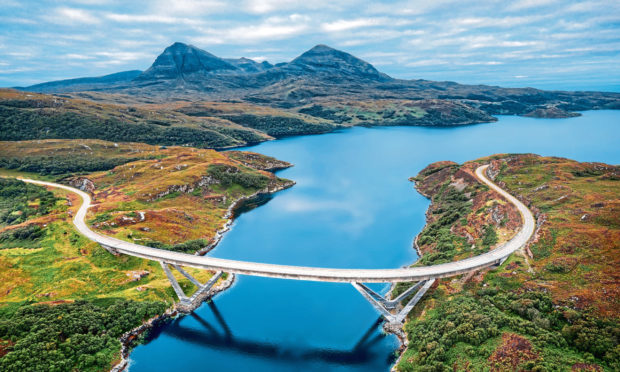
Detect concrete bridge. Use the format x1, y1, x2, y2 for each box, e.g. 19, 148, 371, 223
18, 164, 535, 324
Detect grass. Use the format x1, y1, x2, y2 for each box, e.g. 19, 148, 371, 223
396, 154, 620, 371
0, 140, 291, 307
82, 144, 292, 247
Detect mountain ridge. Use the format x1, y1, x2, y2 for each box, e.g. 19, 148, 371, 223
14, 42, 620, 120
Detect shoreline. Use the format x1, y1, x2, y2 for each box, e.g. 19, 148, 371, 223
384, 177, 430, 370
111, 273, 236, 372
110, 178, 295, 372
195, 179, 295, 256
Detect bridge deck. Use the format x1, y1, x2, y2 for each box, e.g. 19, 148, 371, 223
18, 164, 535, 283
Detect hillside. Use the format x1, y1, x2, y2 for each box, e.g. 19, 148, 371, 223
395, 155, 619, 371
0, 140, 293, 371
0, 89, 271, 149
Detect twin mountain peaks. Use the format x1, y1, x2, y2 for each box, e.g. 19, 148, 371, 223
26, 42, 388, 92
20, 42, 620, 117
126, 42, 387, 81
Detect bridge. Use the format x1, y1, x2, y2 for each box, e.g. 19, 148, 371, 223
18, 164, 535, 324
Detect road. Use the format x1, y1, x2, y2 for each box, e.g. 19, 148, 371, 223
17, 164, 535, 283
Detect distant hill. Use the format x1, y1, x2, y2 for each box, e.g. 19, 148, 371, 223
18, 70, 142, 93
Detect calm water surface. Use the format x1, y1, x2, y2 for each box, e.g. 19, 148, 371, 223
129, 111, 619, 371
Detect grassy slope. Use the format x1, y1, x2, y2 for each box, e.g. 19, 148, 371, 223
171, 100, 340, 137
0, 139, 168, 176
0, 140, 292, 303
4, 89, 505, 145
0, 139, 292, 370
298, 98, 497, 127
81, 144, 292, 247
0, 89, 269, 149
396, 154, 619, 371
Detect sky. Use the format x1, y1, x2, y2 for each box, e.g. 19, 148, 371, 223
0, 0, 619, 91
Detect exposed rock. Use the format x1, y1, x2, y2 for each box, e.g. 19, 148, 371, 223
490, 205, 505, 226
533, 184, 548, 192
147, 175, 219, 201
126, 270, 149, 282
66, 177, 95, 193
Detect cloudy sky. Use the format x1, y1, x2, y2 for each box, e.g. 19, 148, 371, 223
1, 0, 619, 91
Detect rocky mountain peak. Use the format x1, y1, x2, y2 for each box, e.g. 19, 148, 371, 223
137, 42, 237, 80
288, 44, 387, 79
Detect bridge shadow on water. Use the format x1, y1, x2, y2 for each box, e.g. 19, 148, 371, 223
144, 301, 395, 366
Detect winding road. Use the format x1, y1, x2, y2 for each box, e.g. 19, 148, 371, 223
17, 164, 535, 283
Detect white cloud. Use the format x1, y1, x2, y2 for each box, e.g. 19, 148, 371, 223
462, 60, 503, 65
506, 0, 557, 11
65, 53, 94, 60
68, 0, 113, 4
277, 196, 374, 234
193, 14, 311, 44
44, 7, 100, 25
365, 0, 456, 16
6, 51, 36, 58
564, 0, 615, 13
150, 0, 229, 16
242, 0, 347, 14
451, 15, 547, 29
0, 16, 36, 24
321, 17, 393, 32
104, 13, 203, 26
0, 67, 34, 74
405, 59, 450, 67
90, 51, 154, 67
94, 51, 152, 61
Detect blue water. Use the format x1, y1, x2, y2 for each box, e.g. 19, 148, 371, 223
128, 111, 619, 371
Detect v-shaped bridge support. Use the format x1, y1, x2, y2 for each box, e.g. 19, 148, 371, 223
160, 262, 223, 308
352, 279, 435, 324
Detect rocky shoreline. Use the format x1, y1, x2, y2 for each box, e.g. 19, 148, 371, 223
195, 179, 295, 256
110, 273, 236, 372
383, 177, 431, 370
109, 177, 295, 372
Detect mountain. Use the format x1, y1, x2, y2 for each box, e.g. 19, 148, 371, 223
136, 42, 238, 80
17, 70, 142, 93
283, 44, 389, 81
16, 42, 620, 120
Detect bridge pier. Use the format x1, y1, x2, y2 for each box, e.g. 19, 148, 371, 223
160, 262, 223, 311
352, 279, 435, 324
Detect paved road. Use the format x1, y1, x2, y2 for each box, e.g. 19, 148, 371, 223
17, 164, 534, 283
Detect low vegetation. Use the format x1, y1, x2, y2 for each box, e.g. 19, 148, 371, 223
78, 143, 292, 246
175, 100, 338, 137
0, 178, 59, 226
0, 139, 293, 371
0, 300, 167, 372
298, 99, 496, 127
0, 90, 268, 149
396, 154, 619, 371
0, 139, 168, 177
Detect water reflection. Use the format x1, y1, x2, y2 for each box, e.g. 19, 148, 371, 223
147, 301, 393, 366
